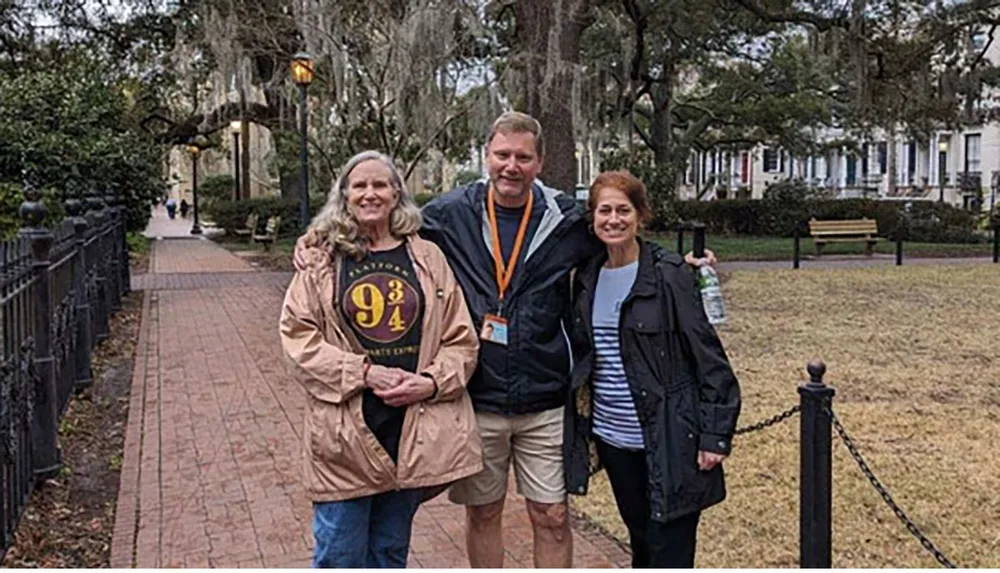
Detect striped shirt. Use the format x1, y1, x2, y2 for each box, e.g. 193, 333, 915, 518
591, 261, 645, 450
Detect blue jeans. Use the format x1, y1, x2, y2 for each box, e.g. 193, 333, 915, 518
312, 488, 424, 568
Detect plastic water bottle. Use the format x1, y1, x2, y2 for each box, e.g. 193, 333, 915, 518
696, 261, 727, 325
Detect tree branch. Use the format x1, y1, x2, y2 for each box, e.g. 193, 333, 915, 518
632, 118, 655, 150
727, 0, 850, 31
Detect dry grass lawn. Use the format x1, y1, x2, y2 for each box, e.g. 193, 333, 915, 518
570, 264, 1000, 568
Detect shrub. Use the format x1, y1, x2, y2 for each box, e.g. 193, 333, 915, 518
205, 196, 326, 237
666, 197, 982, 243
454, 169, 482, 187
412, 193, 436, 207
198, 175, 235, 205
0, 56, 165, 235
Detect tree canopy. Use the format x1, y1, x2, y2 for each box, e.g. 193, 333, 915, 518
2, 0, 998, 222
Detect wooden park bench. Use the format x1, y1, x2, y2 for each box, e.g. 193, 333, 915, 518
808, 218, 881, 256
252, 215, 281, 250
234, 213, 259, 241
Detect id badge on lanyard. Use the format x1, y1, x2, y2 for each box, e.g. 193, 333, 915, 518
481, 187, 534, 346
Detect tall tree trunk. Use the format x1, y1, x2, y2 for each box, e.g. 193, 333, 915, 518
515, 2, 549, 118
240, 88, 252, 198
650, 55, 674, 167
515, 0, 592, 193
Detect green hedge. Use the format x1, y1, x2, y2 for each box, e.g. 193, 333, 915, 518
413, 192, 437, 207
665, 198, 983, 243
205, 196, 326, 237
208, 193, 444, 237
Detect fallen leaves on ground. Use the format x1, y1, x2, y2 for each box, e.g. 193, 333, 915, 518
2, 294, 143, 568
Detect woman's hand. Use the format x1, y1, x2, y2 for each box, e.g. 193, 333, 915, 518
684, 248, 717, 268
374, 373, 437, 407
697, 450, 727, 471
365, 365, 405, 392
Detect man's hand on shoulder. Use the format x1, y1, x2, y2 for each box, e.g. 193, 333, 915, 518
293, 230, 327, 271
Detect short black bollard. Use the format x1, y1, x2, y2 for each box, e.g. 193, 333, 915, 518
994, 225, 998, 264
896, 237, 903, 266
676, 225, 685, 256
799, 359, 834, 568
692, 222, 706, 258
793, 225, 801, 270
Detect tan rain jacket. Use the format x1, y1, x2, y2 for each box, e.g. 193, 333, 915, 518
279, 234, 483, 502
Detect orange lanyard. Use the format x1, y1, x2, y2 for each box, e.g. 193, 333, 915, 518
487, 186, 534, 305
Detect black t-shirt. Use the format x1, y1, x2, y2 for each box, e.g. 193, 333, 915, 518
493, 187, 545, 284
340, 243, 424, 462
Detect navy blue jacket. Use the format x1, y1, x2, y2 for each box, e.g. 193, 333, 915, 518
421, 180, 601, 415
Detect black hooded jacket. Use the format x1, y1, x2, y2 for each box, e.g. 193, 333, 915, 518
563, 238, 741, 523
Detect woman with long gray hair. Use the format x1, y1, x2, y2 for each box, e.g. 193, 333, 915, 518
280, 150, 483, 568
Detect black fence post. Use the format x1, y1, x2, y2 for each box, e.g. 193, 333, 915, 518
19, 185, 61, 483
894, 210, 908, 267
86, 189, 109, 343
994, 224, 998, 264
793, 224, 801, 270
118, 193, 130, 295
692, 222, 706, 258
676, 224, 685, 256
799, 359, 834, 568
104, 190, 122, 311
66, 194, 93, 391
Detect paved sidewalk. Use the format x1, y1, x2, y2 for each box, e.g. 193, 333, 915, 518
721, 254, 996, 272
112, 211, 629, 568
142, 205, 201, 239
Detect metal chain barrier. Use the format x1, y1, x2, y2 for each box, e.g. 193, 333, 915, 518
825, 405, 957, 569
734, 404, 801, 435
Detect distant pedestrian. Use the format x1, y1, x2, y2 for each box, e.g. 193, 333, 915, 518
180, 199, 190, 218
165, 197, 177, 219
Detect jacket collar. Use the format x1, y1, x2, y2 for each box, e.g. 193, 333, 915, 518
578, 236, 661, 298
474, 179, 580, 263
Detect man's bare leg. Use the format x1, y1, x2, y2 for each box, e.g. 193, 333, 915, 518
466, 499, 506, 568
525, 499, 572, 568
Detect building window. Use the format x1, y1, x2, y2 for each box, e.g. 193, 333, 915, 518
877, 142, 888, 174
763, 147, 780, 173
846, 156, 857, 185
965, 133, 981, 173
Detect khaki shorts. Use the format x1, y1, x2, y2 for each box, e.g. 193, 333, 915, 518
449, 406, 565, 506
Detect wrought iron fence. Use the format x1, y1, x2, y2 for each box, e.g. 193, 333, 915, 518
0, 186, 129, 558
733, 361, 958, 568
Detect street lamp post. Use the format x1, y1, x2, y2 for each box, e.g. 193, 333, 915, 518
230, 121, 242, 200
291, 52, 315, 229
938, 139, 949, 203
188, 144, 203, 235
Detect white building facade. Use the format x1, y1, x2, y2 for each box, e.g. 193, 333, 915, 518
673, 126, 998, 212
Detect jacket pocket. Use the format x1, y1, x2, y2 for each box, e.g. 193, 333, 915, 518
308, 399, 345, 463
666, 384, 701, 491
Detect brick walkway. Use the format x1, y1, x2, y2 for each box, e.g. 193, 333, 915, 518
112, 210, 629, 569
